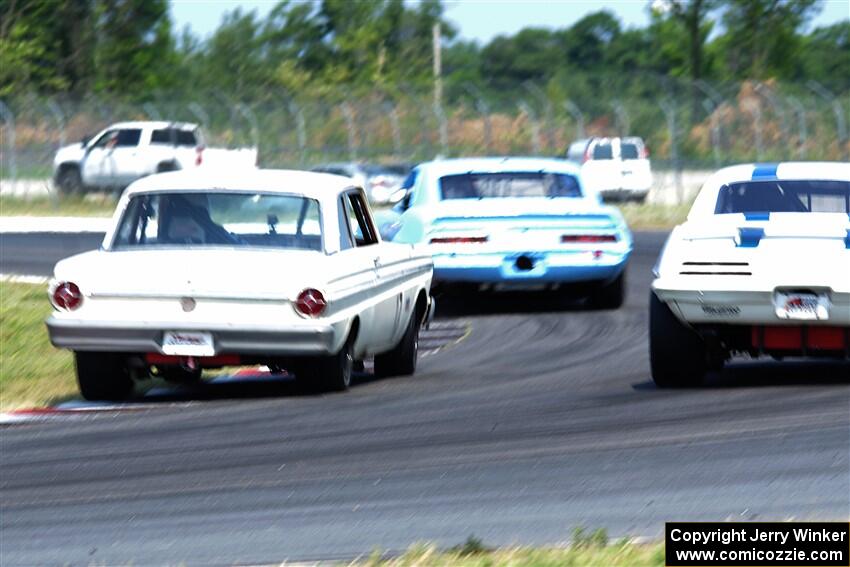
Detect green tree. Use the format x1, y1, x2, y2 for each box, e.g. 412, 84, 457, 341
91, 0, 177, 95
717, 0, 822, 79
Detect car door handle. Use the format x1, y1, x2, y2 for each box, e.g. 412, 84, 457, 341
373, 257, 382, 268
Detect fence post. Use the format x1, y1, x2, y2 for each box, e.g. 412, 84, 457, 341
524, 82, 555, 151
341, 101, 358, 162
288, 101, 307, 166
660, 99, 682, 204
462, 84, 491, 154
693, 80, 725, 165
517, 100, 541, 155
143, 103, 162, 121
612, 100, 630, 136
784, 95, 808, 160
384, 101, 403, 158
0, 100, 17, 193
235, 103, 260, 150
563, 99, 585, 141
702, 99, 722, 167
808, 81, 849, 161
46, 98, 66, 204
433, 101, 449, 157
188, 102, 210, 128
742, 97, 764, 161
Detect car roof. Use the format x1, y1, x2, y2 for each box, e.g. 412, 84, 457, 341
417, 157, 582, 176
707, 162, 850, 184
688, 161, 850, 219
124, 168, 357, 202
106, 121, 198, 131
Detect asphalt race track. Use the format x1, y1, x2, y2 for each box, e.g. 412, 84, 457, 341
1, 232, 848, 565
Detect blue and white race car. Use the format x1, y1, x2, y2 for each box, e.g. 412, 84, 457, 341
651, 162, 850, 387
377, 157, 633, 308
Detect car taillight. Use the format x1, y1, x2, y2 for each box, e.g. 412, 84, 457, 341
52, 282, 83, 311
561, 234, 618, 243
295, 288, 326, 317
641, 145, 649, 159
429, 236, 488, 244
195, 146, 204, 166
583, 147, 591, 163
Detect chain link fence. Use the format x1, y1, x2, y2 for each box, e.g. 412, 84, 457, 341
1, 77, 848, 204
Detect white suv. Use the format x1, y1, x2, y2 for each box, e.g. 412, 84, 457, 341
566, 136, 652, 202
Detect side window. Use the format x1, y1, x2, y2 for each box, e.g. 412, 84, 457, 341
342, 191, 378, 247
114, 195, 160, 246
115, 129, 141, 147
91, 130, 117, 149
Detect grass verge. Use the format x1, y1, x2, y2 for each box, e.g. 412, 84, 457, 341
0, 281, 77, 411
0, 195, 115, 217
360, 538, 664, 566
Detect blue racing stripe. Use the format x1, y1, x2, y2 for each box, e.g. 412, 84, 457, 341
738, 227, 765, 248
752, 163, 779, 179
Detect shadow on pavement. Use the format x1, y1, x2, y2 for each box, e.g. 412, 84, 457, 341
633, 359, 850, 391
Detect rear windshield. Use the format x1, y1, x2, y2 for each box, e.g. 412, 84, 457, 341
439, 172, 581, 199
150, 128, 197, 146
715, 180, 850, 214
620, 143, 640, 160
113, 192, 322, 250
591, 143, 613, 160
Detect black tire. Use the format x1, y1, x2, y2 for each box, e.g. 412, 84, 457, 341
590, 271, 626, 309
159, 366, 203, 384
56, 165, 84, 195
298, 339, 354, 393
649, 292, 707, 388
75, 351, 134, 401
374, 307, 420, 378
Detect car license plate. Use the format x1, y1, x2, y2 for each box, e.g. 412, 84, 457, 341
773, 292, 829, 321
162, 331, 215, 356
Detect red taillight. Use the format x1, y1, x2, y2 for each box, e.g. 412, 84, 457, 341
52, 282, 83, 311
641, 145, 649, 159
429, 236, 488, 244
583, 147, 591, 163
561, 234, 618, 243
295, 288, 326, 317
195, 146, 204, 166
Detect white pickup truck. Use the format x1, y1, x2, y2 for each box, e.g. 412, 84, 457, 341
52, 121, 258, 194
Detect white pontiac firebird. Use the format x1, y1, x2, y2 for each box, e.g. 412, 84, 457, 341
651, 162, 850, 387
46, 169, 434, 400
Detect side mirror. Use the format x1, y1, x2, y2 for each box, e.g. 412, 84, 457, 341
80, 135, 90, 147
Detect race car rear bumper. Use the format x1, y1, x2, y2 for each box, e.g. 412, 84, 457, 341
433, 249, 629, 285
46, 317, 343, 356
652, 285, 850, 326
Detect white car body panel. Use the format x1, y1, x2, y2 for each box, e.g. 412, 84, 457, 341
47, 169, 433, 361
652, 162, 850, 329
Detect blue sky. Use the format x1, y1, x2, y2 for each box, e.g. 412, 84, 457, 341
170, 0, 850, 42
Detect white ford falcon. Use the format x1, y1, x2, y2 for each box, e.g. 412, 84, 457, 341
650, 162, 850, 387
47, 169, 434, 400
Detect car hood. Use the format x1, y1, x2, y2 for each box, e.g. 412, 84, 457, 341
53, 143, 86, 166
54, 248, 331, 299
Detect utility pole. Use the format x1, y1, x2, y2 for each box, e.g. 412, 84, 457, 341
432, 23, 443, 109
